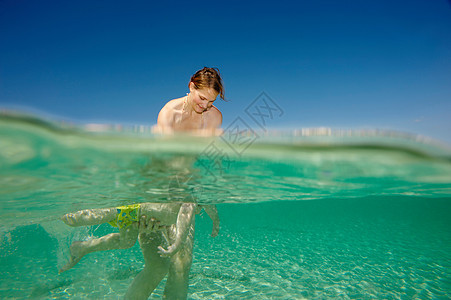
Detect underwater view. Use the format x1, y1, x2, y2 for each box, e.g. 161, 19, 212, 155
1, 113, 450, 299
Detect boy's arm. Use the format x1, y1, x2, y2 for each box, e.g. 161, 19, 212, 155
203, 205, 220, 237
158, 203, 196, 257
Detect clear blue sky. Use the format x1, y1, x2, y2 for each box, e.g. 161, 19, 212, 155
1, 0, 450, 143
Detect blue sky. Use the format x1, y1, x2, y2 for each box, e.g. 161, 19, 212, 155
1, 0, 450, 143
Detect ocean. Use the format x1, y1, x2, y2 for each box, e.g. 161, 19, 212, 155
1, 113, 450, 299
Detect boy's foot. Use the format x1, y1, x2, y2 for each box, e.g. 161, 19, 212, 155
60, 213, 78, 226
59, 242, 85, 273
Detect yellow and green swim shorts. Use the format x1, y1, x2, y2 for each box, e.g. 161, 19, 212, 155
108, 204, 141, 229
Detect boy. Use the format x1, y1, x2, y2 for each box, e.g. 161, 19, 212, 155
59, 202, 219, 273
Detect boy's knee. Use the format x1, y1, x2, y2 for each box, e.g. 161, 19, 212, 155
171, 255, 193, 271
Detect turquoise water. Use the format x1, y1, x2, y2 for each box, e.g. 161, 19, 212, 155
1, 114, 450, 299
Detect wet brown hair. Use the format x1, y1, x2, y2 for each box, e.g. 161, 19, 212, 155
189, 67, 225, 101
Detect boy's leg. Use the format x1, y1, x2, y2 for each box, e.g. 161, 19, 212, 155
125, 223, 170, 300
163, 221, 195, 300
78, 222, 139, 252
61, 207, 117, 227
59, 223, 139, 273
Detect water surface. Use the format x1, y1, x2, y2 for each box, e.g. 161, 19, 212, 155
0, 114, 450, 299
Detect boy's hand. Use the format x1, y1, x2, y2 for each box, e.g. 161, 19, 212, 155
139, 216, 165, 234
157, 244, 181, 257
203, 205, 220, 238
211, 220, 220, 237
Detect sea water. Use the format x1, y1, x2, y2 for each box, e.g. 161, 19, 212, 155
0, 113, 450, 299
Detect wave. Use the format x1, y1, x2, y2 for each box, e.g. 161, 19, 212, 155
1, 110, 450, 228
1, 109, 449, 160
